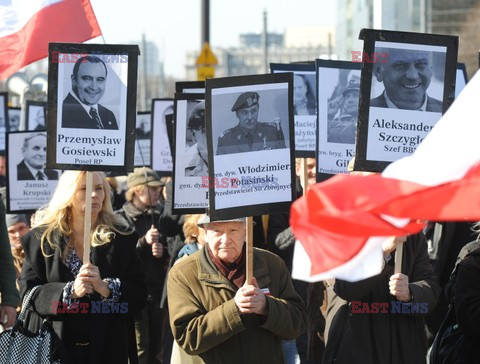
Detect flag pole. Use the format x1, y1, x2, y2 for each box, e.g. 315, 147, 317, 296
83, 171, 93, 264
246, 216, 254, 285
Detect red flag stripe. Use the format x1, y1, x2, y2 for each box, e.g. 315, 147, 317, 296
0, 0, 101, 80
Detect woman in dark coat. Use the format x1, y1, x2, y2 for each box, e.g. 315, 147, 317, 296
19, 171, 147, 364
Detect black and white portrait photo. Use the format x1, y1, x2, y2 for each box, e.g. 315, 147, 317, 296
48, 43, 139, 172
185, 101, 208, 177
172, 94, 208, 214
26, 101, 47, 131
271, 63, 316, 156
134, 112, 151, 167
8, 107, 21, 132
316, 60, 361, 179
151, 99, 174, 175
214, 90, 288, 156
136, 112, 151, 140
327, 72, 360, 145
354, 30, 457, 172
294, 73, 316, 116
61, 55, 120, 130
17, 133, 58, 180
7, 131, 61, 213
206, 73, 295, 219
370, 44, 445, 112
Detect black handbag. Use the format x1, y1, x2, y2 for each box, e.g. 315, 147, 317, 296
0, 286, 62, 363
429, 301, 466, 364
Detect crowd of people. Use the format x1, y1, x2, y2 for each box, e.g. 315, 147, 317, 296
0, 160, 479, 364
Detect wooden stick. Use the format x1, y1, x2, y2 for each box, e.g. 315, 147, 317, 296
246, 216, 254, 285
394, 242, 403, 274
301, 158, 309, 196
83, 171, 93, 264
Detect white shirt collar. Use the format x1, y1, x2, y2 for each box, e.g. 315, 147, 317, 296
24, 161, 45, 180
383, 91, 428, 111
70, 92, 100, 117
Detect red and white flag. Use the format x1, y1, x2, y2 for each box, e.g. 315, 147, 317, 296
292, 70, 480, 282
0, 0, 101, 80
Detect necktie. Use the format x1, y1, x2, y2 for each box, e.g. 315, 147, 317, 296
89, 107, 104, 129
36, 171, 45, 180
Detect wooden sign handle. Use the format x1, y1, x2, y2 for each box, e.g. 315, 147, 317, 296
394, 242, 403, 274
83, 171, 93, 264
302, 158, 309, 196
246, 216, 254, 285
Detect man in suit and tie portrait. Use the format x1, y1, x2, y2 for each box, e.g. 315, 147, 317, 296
371, 48, 443, 112
17, 133, 58, 181
62, 56, 119, 130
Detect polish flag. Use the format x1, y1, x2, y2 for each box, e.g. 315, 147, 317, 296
291, 69, 480, 282
0, 0, 101, 80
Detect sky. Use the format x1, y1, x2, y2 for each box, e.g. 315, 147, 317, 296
89, 0, 337, 79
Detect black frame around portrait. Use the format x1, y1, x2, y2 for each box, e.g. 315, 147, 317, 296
315, 59, 362, 182
46, 42, 139, 173
205, 73, 295, 221
171, 93, 207, 215
151, 98, 174, 176
7, 107, 21, 132
270, 62, 316, 158
354, 29, 458, 172
175, 81, 205, 94
25, 100, 47, 131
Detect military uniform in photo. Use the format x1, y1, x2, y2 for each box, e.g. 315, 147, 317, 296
185, 144, 208, 177
184, 101, 208, 177
216, 92, 286, 155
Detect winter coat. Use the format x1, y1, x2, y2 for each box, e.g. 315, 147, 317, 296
453, 247, 480, 362
118, 201, 180, 299
167, 246, 307, 364
19, 226, 147, 364
323, 233, 440, 364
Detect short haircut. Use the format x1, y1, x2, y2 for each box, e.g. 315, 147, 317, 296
72, 56, 108, 80
23, 133, 46, 149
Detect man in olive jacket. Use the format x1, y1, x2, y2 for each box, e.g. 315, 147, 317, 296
167, 214, 307, 363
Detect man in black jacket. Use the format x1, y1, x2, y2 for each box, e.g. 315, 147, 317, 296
117, 168, 181, 363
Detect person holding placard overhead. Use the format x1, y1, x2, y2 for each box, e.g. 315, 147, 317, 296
19, 171, 147, 363
168, 212, 306, 364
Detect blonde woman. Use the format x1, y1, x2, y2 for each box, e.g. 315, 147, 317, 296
19, 171, 147, 364
176, 214, 206, 260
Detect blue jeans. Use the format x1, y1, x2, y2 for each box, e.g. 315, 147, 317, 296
281, 339, 298, 364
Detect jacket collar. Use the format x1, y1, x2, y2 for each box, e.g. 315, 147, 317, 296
121, 201, 163, 219
196, 244, 271, 292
